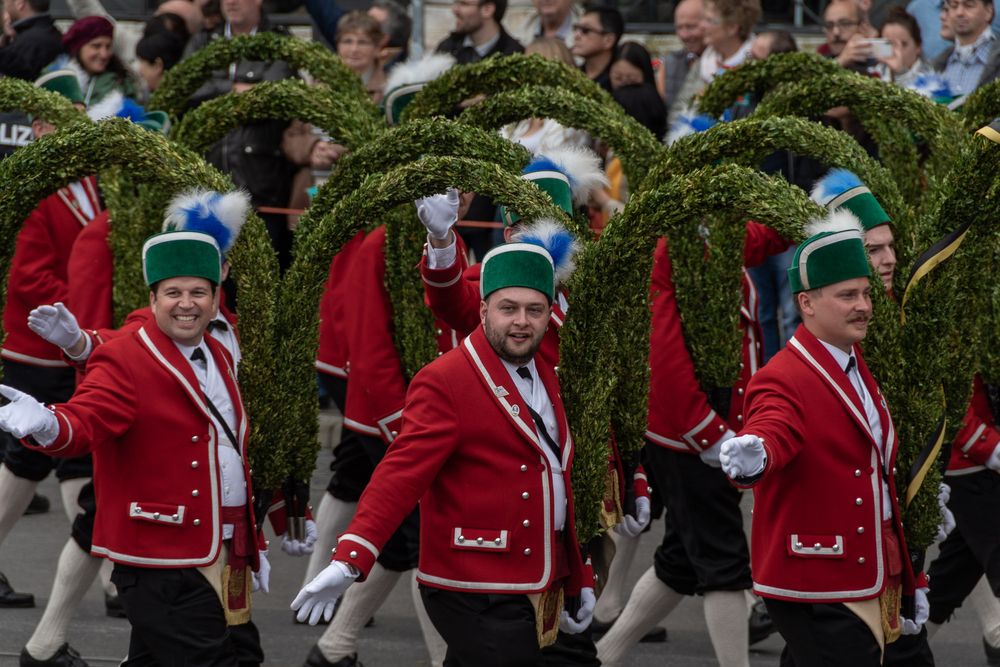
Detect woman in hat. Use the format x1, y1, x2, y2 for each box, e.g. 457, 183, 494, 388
52, 15, 136, 106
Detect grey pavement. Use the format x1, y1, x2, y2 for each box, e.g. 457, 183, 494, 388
0, 440, 992, 666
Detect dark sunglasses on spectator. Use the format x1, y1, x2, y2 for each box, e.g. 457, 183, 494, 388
573, 24, 609, 35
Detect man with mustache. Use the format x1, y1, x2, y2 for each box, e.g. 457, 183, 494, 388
719, 213, 928, 666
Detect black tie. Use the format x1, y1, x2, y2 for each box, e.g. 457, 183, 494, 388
844, 356, 856, 374
191, 347, 206, 363
515, 367, 561, 459
207, 319, 229, 333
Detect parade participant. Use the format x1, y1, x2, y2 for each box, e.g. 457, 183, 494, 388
0, 217, 268, 666
719, 213, 928, 666
0, 69, 99, 615
293, 242, 596, 666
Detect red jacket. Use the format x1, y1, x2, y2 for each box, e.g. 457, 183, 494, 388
316, 229, 366, 379
737, 324, 919, 602
645, 223, 787, 454
420, 253, 565, 368
335, 326, 590, 595
3, 177, 102, 366
27, 322, 259, 570
66, 208, 112, 330
948, 375, 1000, 475
342, 226, 459, 443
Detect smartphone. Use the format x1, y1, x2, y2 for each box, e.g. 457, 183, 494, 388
862, 38, 894, 59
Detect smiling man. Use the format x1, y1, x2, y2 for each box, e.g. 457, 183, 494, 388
718, 214, 928, 666
0, 224, 266, 666
293, 242, 596, 666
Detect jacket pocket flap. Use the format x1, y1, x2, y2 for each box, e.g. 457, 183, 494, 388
129, 501, 185, 526
788, 533, 844, 557
452, 527, 510, 551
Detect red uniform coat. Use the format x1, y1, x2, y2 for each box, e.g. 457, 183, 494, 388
737, 324, 918, 602
27, 323, 259, 569
342, 226, 459, 443
335, 326, 590, 595
315, 229, 366, 379
646, 223, 788, 454
948, 375, 1000, 475
66, 208, 112, 330
3, 177, 102, 366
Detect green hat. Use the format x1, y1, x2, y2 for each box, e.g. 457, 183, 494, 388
381, 53, 455, 125
34, 70, 84, 106
142, 231, 222, 286
499, 147, 608, 226
788, 211, 871, 293
480, 242, 555, 302
810, 169, 891, 232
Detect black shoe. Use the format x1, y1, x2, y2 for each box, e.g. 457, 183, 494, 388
302, 645, 363, 667
589, 616, 667, 643
984, 637, 1000, 666
20, 643, 89, 666
104, 592, 127, 618
0, 571, 34, 607
749, 599, 776, 645
23, 493, 50, 516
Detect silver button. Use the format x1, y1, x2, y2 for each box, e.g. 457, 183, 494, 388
436, 328, 442, 335
134, 506, 141, 513
813, 543, 821, 550
854, 469, 861, 477
349, 551, 358, 559
191, 435, 199, 442
857, 527, 864, 534
191, 461, 199, 468
700, 439, 708, 446
832, 544, 840, 552
523, 548, 532, 556
858, 557, 866, 564
554, 366, 560, 374
192, 490, 199, 497
740, 362, 745, 370
795, 541, 803, 548
521, 492, 529, 500
476, 537, 484, 545
246, 70, 255, 79
737, 414, 743, 422
718, 425, 726, 432
438, 351, 442, 356
494, 538, 502, 545
391, 431, 398, 438
737, 388, 744, 396
855, 498, 863, 505
193, 519, 201, 526
522, 519, 530, 527
153, 512, 160, 519
243, 145, 252, 154
458, 535, 465, 542
520, 464, 528, 472
172, 514, 179, 521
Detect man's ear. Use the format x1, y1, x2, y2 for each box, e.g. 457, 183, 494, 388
480, 298, 488, 324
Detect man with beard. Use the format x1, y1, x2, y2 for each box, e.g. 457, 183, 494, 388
720, 213, 928, 666
293, 243, 596, 666
934, 0, 1000, 94
435, 0, 523, 65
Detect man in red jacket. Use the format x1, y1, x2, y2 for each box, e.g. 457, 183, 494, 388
293, 242, 595, 665
720, 213, 927, 665
0, 228, 266, 666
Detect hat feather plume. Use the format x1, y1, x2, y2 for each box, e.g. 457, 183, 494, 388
163, 189, 250, 255
810, 168, 864, 206
511, 218, 581, 285
666, 108, 718, 146
532, 146, 608, 205
384, 53, 455, 92
804, 208, 865, 238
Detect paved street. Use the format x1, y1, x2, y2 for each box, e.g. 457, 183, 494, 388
0, 434, 992, 666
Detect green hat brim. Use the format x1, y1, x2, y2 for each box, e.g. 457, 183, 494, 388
143, 231, 222, 286
35, 70, 85, 106
500, 171, 573, 226
827, 187, 891, 231
481, 243, 555, 302
788, 230, 871, 293
383, 83, 422, 125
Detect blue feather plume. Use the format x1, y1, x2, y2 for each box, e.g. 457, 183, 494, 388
163, 189, 250, 255
811, 168, 864, 205
512, 219, 581, 285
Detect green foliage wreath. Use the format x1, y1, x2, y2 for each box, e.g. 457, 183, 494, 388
149, 32, 371, 119
960, 79, 1000, 131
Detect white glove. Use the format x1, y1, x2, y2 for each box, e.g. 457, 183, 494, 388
290, 560, 358, 625
901, 586, 929, 635
614, 496, 651, 538
415, 188, 460, 241
559, 587, 596, 634
987, 443, 1000, 472
0, 385, 58, 444
719, 434, 767, 480
281, 519, 318, 556
936, 483, 955, 541
252, 550, 270, 593
27, 303, 82, 351
699, 429, 735, 468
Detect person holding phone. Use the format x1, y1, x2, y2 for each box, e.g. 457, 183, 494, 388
876, 7, 935, 86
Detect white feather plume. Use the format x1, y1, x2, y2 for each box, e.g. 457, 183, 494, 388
86, 89, 124, 121
804, 208, 865, 239
510, 218, 581, 286
384, 53, 456, 93
537, 146, 608, 205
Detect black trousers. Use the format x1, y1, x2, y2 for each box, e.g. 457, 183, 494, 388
111, 563, 262, 667
358, 433, 420, 572
0, 359, 89, 480
927, 470, 1000, 623
765, 598, 881, 667
645, 443, 752, 594
319, 374, 374, 503
419, 586, 599, 667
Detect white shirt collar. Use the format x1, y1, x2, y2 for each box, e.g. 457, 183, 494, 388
818, 339, 856, 373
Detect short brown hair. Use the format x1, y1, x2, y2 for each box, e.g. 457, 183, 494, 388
526, 37, 575, 67
336, 10, 384, 45
706, 0, 762, 40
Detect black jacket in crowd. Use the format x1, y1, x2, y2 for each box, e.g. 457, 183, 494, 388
435, 26, 524, 65
0, 13, 63, 81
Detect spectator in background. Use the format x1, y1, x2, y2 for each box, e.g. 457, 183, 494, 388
0, 0, 62, 80
515, 0, 581, 47
749, 28, 796, 59
611, 41, 667, 140
55, 15, 137, 105
135, 29, 186, 94
656, 0, 706, 108
198, 0, 223, 32
934, 0, 1000, 95
697, 0, 760, 85
877, 6, 934, 86
819, 0, 877, 73
436, 0, 524, 65
368, 0, 411, 70
336, 11, 386, 102
571, 4, 623, 92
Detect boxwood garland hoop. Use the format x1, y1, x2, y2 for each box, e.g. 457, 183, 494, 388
169, 79, 383, 153
402, 53, 616, 124
455, 85, 663, 191
148, 32, 373, 119
960, 79, 1000, 131
0, 77, 85, 127
0, 119, 288, 490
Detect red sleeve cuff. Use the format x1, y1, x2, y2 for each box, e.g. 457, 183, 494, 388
420, 256, 464, 289
683, 410, 729, 452
333, 533, 379, 581
633, 466, 650, 499
376, 409, 404, 444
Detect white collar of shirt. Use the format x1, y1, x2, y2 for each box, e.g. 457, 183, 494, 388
225, 22, 258, 38
463, 31, 500, 57
818, 339, 855, 373
954, 26, 994, 60
700, 38, 753, 83
66, 181, 95, 222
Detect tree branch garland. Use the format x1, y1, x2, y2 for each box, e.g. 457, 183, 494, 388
959, 79, 1000, 131
169, 79, 382, 153
455, 84, 663, 191
0, 76, 86, 127
402, 53, 616, 124
148, 33, 373, 119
